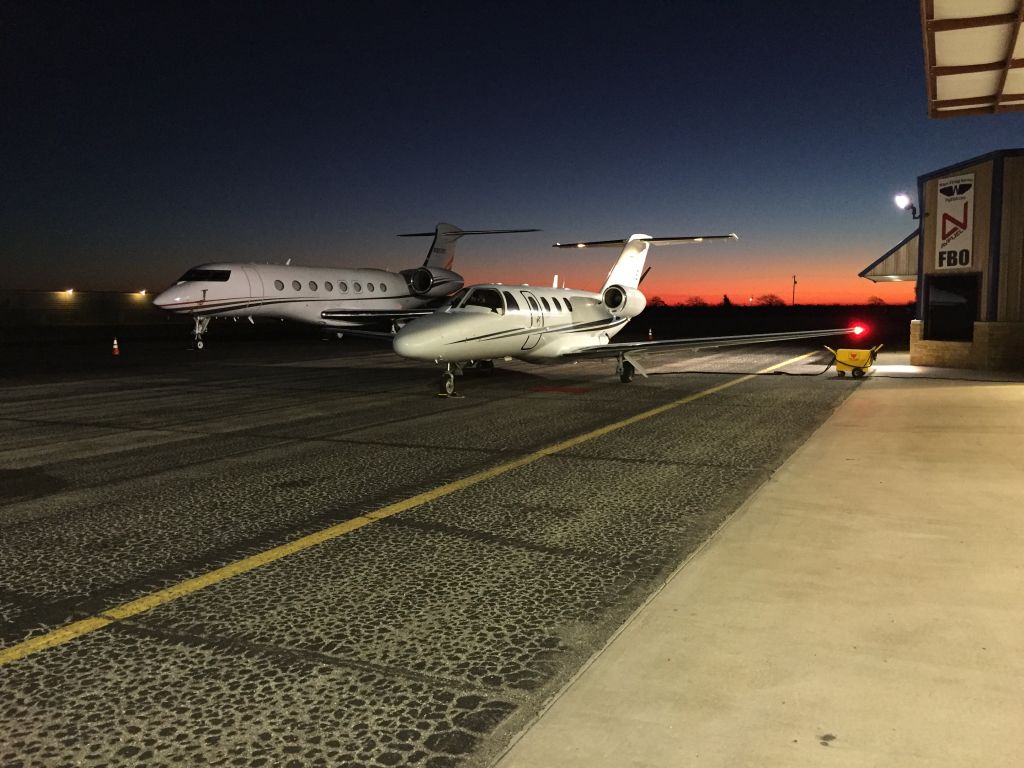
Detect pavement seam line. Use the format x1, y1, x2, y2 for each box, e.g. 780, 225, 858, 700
0, 351, 815, 667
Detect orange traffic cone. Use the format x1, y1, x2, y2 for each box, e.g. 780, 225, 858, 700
112, 338, 120, 356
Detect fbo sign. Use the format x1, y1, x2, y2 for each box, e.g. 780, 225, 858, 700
934, 173, 974, 270
938, 248, 971, 268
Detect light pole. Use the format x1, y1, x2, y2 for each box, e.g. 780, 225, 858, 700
792, 275, 797, 306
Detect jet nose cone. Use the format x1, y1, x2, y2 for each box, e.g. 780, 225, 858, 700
151, 289, 173, 308
393, 326, 438, 361
152, 287, 184, 310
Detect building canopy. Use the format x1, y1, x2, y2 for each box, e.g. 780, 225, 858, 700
922, 0, 1024, 118
860, 231, 919, 282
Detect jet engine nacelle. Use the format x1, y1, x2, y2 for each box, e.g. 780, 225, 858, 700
602, 285, 647, 318
400, 267, 464, 298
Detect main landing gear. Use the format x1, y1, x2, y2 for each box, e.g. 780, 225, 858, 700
616, 353, 637, 383
192, 316, 210, 350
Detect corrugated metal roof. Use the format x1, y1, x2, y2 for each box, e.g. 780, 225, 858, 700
860, 231, 919, 282
922, 0, 1024, 117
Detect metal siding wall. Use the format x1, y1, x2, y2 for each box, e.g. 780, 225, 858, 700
999, 157, 1024, 322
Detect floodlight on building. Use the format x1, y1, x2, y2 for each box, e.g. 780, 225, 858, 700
893, 193, 919, 220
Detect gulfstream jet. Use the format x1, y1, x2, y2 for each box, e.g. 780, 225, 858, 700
152, 223, 537, 348
393, 233, 863, 395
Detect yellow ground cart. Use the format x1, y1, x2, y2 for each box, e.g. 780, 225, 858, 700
825, 344, 883, 378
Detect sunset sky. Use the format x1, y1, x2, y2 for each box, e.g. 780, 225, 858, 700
3, 2, 1023, 304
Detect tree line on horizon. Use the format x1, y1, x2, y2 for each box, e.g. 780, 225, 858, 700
647, 295, 906, 308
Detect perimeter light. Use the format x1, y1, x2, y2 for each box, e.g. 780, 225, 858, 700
138, 289, 146, 295
65, 288, 74, 295
893, 193, 919, 220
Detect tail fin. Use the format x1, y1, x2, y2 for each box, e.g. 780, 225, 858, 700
553, 233, 739, 292
398, 223, 539, 271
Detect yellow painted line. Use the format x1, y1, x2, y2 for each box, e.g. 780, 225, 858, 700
0, 351, 815, 667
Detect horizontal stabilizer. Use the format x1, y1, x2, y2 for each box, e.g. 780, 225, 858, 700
554, 233, 738, 248
398, 228, 540, 237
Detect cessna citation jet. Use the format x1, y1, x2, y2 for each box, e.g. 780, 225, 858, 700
152, 223, 537, 348
392, 233, 863, 395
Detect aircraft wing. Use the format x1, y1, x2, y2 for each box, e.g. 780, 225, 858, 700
566, 327, 859, 359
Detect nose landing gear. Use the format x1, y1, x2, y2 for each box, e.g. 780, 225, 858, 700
437, 362, 465, 398
192, 316, 210, 350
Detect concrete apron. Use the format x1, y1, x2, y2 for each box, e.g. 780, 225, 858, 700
497, 374, 1024, 767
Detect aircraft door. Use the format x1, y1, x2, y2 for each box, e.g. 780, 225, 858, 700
242, 267, 264, 308
520, 290, 544, 351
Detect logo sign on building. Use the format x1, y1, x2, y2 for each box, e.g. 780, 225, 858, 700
935, 173, 974, 270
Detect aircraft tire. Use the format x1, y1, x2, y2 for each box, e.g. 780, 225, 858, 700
620, 361, 634, 383
440, 373, 456, 396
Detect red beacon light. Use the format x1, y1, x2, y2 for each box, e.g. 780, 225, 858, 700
850, 323, 868, 337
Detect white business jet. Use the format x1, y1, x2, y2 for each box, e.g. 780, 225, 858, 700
393, 233, 862, 395
152, 223, 537, 348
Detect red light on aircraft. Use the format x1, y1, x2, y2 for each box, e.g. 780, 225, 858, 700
851, 324, 868, 336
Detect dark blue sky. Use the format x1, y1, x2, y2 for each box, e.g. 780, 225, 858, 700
3, 1, 1023, 301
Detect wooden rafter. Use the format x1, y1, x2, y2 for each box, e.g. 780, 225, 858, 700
995, 5, 1024, 111
922, 0, 1024, 118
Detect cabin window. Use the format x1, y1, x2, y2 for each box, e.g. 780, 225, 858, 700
325, 281, 333, 291
564, 298, 573, 312
540, 297, 551, 311
309, 281, 318, 291
274, 279, 284, 291
526, 295, 539, 311
339, 281, 348, 292
354, 282, 362, 293
367, 282, 375, 292
462, 287, 503, 313
179, 268, 231, 282
503, 291, 520, 311
551, 297, 562, 311
292, 280, 302, 291
380, 282, 387, 293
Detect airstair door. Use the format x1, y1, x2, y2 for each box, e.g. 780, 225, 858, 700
520, 290, 544, 351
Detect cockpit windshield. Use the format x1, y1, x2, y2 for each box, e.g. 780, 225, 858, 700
178, 268, 231, 283
459, 287, 504, 313
442, 288, 468, 310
